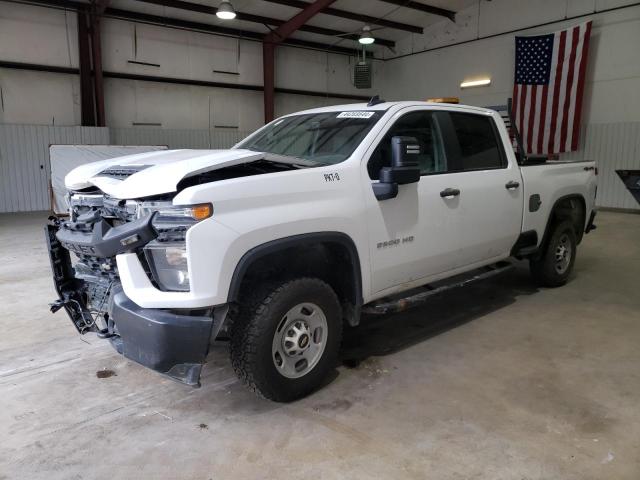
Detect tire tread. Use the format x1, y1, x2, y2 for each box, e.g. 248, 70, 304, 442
229, 277, 341, 401
530, 220, 577, 288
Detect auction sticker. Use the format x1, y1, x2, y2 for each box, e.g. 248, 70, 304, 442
336, 111, 375, 119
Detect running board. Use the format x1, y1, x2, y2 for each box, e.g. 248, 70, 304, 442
362, 261, 514, 315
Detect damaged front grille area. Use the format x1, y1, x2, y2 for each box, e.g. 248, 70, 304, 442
73, 255, 118, 313
52, 191, 160, 329
102, 196, 138, 223
69, 193, 138, 224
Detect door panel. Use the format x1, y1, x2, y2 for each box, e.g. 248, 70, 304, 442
364, 109, 461, 294
441, 111, 523, 266
432, 169, 522, 268
366, 174, 466, 293
364, 108, 523, 296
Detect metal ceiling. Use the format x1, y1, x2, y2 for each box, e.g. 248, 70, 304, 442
103, 0, 480, 53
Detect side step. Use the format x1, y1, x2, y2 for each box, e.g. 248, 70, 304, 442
362, 261, 514, 315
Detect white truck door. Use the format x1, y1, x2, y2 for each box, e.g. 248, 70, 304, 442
363, 108, 523, 298
436, 111, 523, 267
364, 109, 469, 295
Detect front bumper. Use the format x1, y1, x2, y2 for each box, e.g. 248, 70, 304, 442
46, 218, 223, 387
107, 288, 215, 386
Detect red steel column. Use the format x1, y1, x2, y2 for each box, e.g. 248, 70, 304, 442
77, 11, 96, 126
263, 42, 276, 123
262, 0, 336, 123
89, 12, 106, 127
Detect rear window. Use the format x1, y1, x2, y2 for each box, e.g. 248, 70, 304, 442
449, 112, 504, 171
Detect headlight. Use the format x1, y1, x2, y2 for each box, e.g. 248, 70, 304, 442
138, 202, 212, 292
144, 241, 190, 291
137, 202, 213, 230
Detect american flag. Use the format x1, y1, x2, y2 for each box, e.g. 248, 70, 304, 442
512, 21, 592, 155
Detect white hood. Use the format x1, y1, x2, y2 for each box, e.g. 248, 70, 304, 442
65, 149, 265, 198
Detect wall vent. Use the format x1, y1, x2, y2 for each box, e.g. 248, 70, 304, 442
354, 62, 372, 89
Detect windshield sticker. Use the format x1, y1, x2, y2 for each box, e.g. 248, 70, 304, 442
337, 111, 375, 119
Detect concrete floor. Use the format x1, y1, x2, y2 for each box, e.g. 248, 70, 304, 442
0, 211, 639, 479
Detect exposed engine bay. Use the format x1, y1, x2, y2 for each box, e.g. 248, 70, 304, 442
47, 192, 159, 334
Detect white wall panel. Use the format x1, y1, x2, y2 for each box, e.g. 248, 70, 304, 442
382, 4, 640, 125
0, 69, 81, 126
0, 125, 109, 213
109, 127, 250, 149
0, 4, 77, 67
0, 2, 373, 130
103, 78, 264, 131
562, 122, 640, 210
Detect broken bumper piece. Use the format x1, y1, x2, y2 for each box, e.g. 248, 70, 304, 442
46, 218, 217, 387
107, 289, 214, 387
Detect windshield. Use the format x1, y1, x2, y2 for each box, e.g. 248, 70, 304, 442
236, 111, 384, 165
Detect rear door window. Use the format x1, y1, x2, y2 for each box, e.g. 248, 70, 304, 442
447, 112, 505, 171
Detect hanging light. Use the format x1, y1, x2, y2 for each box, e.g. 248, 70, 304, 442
216, 0, 236, 20
359, 26, 375, 45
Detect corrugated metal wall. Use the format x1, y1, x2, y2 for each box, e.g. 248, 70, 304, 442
562, 122, 640, 210
0, 125, 251, 213
0, 125, 109, 213
1, 122, 637, 213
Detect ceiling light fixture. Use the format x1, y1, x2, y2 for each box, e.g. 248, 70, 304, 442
359, 26, 375, 45
460, 78, 491, 88
216, 0, 236, 20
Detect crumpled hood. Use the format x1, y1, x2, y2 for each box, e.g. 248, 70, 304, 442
65, 149, 265, 199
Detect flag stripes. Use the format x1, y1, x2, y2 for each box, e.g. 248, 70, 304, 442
512, 21, 592, 155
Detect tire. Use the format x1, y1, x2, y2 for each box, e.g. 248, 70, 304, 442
230, 277, 342, 402
529, 220, 577, 287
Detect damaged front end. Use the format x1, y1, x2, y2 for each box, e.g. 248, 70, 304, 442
45, 194, 216, 386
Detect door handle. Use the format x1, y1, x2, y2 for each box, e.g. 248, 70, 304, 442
505, 180, 520, 190
440, 188, 460, 198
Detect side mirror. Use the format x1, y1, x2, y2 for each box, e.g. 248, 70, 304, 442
373, 136, 421, 201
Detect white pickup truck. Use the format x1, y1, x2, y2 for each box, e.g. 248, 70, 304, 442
46, 100, 597, 401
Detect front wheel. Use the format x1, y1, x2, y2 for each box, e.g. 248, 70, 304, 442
529, 220, 577, 287
230, 278, 342, 402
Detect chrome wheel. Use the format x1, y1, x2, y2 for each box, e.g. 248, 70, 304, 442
554, 233, 573, 274
271, 302, 328, 379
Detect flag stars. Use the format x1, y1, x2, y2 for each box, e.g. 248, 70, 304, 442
515, 33, 554, 85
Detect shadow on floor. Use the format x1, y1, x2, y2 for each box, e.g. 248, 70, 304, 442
199, 264, 539, 408
340, 264, 539, 367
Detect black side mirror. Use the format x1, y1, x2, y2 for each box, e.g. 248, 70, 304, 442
373, 136, 421, 201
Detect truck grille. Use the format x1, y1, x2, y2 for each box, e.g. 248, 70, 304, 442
74, 255, 118, 312
67, 191, 140, 314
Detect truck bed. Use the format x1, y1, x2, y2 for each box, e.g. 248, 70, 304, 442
520, 160, 597, 245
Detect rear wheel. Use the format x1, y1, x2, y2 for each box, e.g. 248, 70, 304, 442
530, 220, 577, 287
230, 278, 342, 402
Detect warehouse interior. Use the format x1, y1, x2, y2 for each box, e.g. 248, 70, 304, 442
1, 0, 640, 478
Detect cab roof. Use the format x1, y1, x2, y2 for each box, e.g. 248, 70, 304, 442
290, 101, 495, 117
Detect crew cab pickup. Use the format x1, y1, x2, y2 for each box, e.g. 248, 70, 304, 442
46, 101, 597, 401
